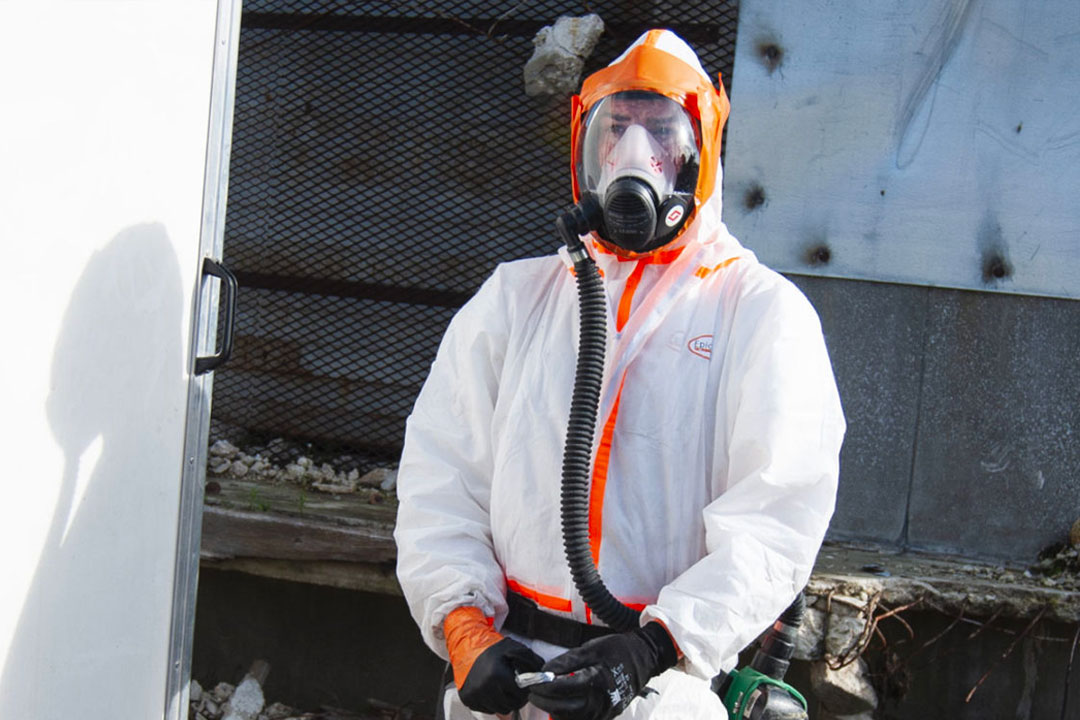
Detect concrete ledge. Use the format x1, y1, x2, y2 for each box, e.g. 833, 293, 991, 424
810, 545, 1079, 624
199, 476, 1079, 623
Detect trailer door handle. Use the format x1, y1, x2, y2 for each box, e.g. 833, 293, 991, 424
195, 257, 237, 375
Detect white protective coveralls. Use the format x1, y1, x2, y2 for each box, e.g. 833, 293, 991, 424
395, 30, 846, 720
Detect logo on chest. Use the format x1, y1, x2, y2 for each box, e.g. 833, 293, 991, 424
687, 334, 713, 360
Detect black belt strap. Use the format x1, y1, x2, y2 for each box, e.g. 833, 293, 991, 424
503, 590, 617, 648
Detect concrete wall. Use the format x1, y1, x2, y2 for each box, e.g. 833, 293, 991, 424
793, 274, 1080, 563
192, 569, 445, 713
192, 571, 1080, 719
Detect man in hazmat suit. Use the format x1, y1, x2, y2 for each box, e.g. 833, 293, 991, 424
395, 29, 845, 720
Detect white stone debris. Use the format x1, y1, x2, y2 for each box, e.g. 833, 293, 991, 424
523, 14, 605, 97
210, 440, 239, 459
205, 434, 403, 506
358, 467, 395, 489
190, 672, 305, 720
810, 657, 878, 715
222, 675, 265, 720
312, 479, 356, 494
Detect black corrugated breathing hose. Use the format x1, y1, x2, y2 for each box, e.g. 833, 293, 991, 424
750, 592, 807, 681
555, 201, 641, 633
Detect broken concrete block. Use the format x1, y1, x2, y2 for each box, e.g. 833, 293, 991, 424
824, 605, 867, 658
222, 675, 264, 720
358, 467, 397, 490
210, 439, 239, 458
794, 606, 826, 660
190, 679, 203, 703
523, 14, 605, 97
223, 660, 270, 720
810, 658, 878, 715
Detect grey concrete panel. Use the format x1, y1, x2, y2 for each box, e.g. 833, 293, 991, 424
787, 276, 926, 546
909, 289, 1080, 562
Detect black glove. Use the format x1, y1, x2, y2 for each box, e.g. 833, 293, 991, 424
528, 622, 678, 720
459, 637, 545, 714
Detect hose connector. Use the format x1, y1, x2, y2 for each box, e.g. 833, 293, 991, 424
555, 195, 601, 253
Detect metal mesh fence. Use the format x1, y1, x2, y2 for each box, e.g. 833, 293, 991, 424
210, 0, 741, 471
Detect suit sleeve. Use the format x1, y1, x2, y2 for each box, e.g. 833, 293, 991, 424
393, 268, 512, 659
641, 279, 846, 679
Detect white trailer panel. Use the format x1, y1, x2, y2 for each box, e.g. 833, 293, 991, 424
0, 1, 239, 718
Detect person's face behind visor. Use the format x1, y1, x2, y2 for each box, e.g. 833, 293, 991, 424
579, 91, 701, 201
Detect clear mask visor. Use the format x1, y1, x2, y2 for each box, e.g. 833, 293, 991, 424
577, 91, 701, 205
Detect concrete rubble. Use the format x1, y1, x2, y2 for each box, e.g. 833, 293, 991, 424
222, 660, 270, 720
809, 657, 878, 715
523, 14, 605, 96
189, 660, 395, 720
792, 594, 882, 717
792, 540, 1080, 716
207, 437, 397, 500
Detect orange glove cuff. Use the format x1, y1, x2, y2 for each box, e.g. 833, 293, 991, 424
443, 606, 504, 690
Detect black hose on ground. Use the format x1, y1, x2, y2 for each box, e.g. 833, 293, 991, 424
556, 201, 641, 633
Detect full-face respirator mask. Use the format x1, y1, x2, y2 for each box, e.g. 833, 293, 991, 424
575, 91, 701, 255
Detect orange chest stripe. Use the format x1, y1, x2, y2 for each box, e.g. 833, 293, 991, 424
589, 378, 626, 567
616, 261, 647, 332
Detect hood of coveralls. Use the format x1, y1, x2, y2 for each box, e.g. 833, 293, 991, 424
571, 30, 731, 259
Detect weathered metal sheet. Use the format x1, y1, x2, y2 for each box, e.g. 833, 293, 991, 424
724, 0, 1080, 299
